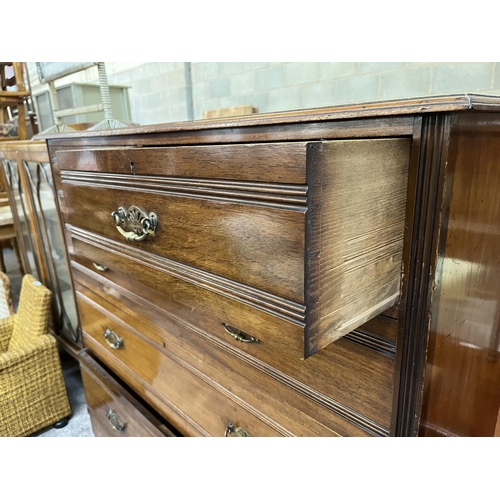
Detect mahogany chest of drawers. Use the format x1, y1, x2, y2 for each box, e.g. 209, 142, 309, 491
45, 95, 500, 437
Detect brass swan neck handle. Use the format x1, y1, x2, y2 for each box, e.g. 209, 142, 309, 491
112, 206, 158, 242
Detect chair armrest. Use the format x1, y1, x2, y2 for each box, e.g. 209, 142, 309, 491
0, 334, 55, 371
0, 315, 15, 353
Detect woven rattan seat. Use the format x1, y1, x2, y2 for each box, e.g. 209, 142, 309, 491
0, 274, 71, 436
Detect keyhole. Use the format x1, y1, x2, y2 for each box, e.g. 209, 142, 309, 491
130, 162, 135, 174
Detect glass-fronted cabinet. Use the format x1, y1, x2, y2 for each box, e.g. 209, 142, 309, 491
0, 140, 80, 349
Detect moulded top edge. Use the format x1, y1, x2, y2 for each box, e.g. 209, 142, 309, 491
38, 94, 500, 141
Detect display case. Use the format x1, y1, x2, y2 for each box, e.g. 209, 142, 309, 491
33, 82, 131, 131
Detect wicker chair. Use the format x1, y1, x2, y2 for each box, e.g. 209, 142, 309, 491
0, 274, 71, 436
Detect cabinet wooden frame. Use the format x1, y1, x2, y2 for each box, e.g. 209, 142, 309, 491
0, 140, 81, 352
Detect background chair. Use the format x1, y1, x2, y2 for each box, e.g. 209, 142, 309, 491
0, 274, 71, 436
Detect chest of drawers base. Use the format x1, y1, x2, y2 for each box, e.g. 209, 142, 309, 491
46, 95, 500, 436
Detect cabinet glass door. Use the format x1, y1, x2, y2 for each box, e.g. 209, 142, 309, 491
22, 159, 80, 344
1, 159, 42, 280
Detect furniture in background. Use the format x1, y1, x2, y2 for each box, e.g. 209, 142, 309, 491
34, 82, 131, 132
0, 63, 38, 141
45, 95, 500, 437
202, 104, 258, 119
35, 62, 128, 134
0, 140, 80, 354
0, 274, 71, 437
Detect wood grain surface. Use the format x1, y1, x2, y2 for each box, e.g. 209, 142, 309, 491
79, 352, 174, 437
78, 293, 285, 437
306, 138, 410, 356
72, 257, 395, 431
62, 182, 306, 304
420, 113, 500, 436
75, 278, 377, 436
57, 143, 308, 184
42, 94, 500, 142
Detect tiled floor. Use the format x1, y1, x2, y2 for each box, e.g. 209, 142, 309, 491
3, 246, 94, 437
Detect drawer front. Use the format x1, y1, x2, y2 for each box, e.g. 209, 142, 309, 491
62, 181, 305, 304
75, 278, 372, 436
77, 292, 283, 437
72, 261, 395, 434
56, 143, 308, 184
70, 240, 306, 359
79, 351, 175, 437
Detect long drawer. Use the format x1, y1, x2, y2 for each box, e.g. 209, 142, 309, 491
69, 237, 306, 359
55, 143, 308, 183
79, 350, 176, 437
61, 180, 305, 303
73, 260, 394, 435
77, 292, 290, 437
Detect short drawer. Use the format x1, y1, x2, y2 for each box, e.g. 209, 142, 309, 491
79, 350, 175, 437
77, 292, 283, 437
56, 143, 308, 184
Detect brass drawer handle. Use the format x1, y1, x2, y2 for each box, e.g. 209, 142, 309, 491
222, 323, 258, 343
106, 409, 126, 432
112, 206, 158, 242
224, 422, 251, 437
93, 262, 107, 272
103, 328, 123, 349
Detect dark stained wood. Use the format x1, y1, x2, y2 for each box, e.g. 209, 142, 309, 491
380, 304, 399, 320
57, 143, 308, 184
69, 233, 306, 358
59, 137, 410, 358
40, 94, 500, 142
79, 350, 176, 437
77, 293, 286, 437
345, 313, 398, 358
61, 181, 306, 304
75, 277, 378, 436
345, 330, 396, 358
306, 138, 410, 356
419, 113, 500, 437
61, 171, 308, 204
391, 114, 451, 436
71, 257, 395, 431
76, 283, 367, 436
46, 116, 414, 149
354, 314, 398, 344
44, 96, 500, 437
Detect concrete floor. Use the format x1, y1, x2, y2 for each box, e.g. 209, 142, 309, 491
34, 350, 95, 437
3, 246, 95, 437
